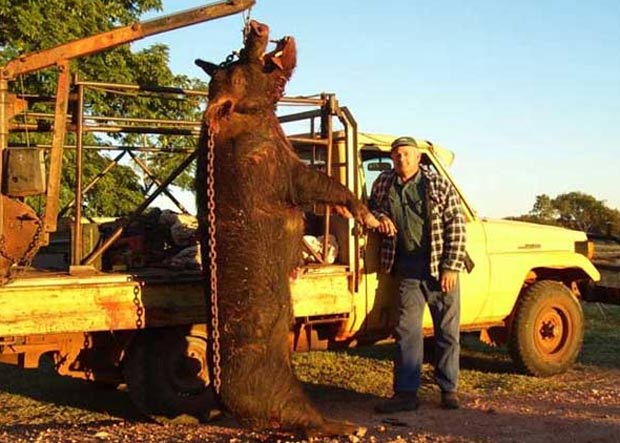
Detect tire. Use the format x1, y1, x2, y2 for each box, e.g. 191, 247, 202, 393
508, 280, 584, 377
122, 331, 150, 415
123, 325, 217, 419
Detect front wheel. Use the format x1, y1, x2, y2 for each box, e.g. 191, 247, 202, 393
508, 280, 584, 376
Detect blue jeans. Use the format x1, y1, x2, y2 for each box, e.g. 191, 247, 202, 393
394, 276, 460, 394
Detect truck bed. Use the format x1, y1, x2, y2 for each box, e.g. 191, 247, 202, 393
0, 263, 355, 337
0, 266, 206, 337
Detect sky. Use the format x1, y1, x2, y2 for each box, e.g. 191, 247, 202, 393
135, 0, 620, 219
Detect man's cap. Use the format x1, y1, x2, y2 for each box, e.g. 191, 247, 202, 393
391, 136, 419, 151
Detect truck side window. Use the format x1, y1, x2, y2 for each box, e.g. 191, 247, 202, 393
421, 155, 436, 173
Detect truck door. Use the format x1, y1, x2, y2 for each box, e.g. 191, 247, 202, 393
459, 219, 491, 325
358, 147, 492, 333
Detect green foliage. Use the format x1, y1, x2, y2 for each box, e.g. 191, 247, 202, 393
59, 150, 145, 217
531, 194, 557, 222
1, 0, 208, 217
0, 0, 161, 56
508, 192, 620, 235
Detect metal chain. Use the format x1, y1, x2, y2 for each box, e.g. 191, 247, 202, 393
0, 216, 43, 285
18, 217, 43, 269
206, 128, 221, 395
220, 52, 238, 68
218, 11, 252, 69
133, 284, 144, 329
204, 8, 251, 394
0, 235, 19, 263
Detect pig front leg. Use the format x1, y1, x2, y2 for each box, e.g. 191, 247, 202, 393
290, 162, 379, 229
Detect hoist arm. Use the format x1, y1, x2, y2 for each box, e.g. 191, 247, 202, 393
1, 0, 255, 80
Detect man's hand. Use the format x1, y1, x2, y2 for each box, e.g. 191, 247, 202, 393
377, 215, 397, 237
440, 270, 458, 293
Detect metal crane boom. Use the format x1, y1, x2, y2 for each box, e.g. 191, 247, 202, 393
1, 0, 255, 80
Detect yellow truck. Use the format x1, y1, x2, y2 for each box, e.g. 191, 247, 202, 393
0, 85, 600, 417
0, 2, 600, 417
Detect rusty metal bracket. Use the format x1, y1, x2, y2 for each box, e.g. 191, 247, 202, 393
1, 0, 256, 80
42, 61, 71, 245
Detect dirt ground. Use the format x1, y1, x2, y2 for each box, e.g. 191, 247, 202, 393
1, 362, 619, 443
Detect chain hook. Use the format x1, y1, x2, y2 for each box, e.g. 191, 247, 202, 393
218, 9, 252, 69
242, 6, 253, 44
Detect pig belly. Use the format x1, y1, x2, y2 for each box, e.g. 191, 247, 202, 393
215, 209, 325, 429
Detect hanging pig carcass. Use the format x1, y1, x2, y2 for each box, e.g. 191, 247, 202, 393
195, 20, 377, 437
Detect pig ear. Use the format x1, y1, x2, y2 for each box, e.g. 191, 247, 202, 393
195, 59, 219, 77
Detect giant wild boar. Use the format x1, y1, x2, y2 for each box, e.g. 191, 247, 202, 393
195, 20, 377, 437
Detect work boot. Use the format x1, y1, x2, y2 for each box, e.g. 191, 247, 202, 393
440, 391, 460, 410
374, 392, 419, 413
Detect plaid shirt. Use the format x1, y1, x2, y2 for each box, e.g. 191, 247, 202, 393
368, 166, 467, 279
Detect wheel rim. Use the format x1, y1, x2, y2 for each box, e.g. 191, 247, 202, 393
532, 301, 572, 362
164, 335, 210, 395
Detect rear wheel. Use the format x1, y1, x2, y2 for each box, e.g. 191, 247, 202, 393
123, 325, 217, 419
508, 280, 584, 376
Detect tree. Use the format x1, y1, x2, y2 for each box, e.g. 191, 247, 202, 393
0, 0, 207, 217
530, 194, 557, 223
509, 192, 620, 235
552, 192, 606, 233
508, 194, 560, 226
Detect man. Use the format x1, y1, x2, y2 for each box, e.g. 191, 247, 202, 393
369, 136, 467, 412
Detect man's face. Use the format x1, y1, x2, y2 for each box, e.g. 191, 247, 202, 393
391, 145, 421, 177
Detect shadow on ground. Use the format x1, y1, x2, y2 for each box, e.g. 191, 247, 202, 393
0, 355, 379, 430
0, 356, 144, 422
340, 335, 519, 375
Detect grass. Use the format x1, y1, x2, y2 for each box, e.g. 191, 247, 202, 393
293, 302, 620, 399
580, 303, 620, 367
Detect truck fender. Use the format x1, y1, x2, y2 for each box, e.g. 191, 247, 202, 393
489, 251, 600, 318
